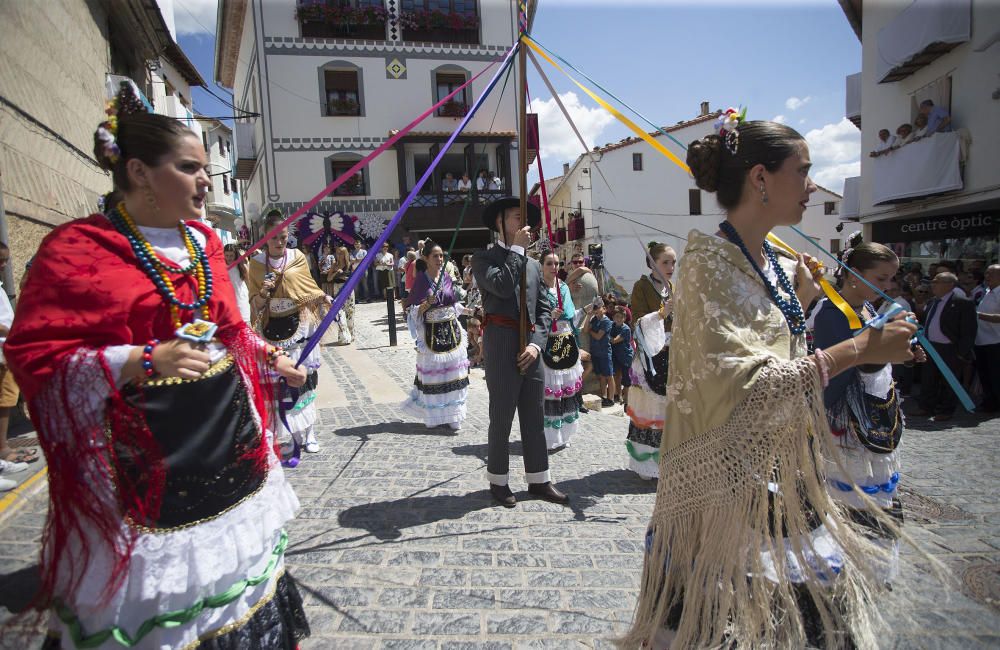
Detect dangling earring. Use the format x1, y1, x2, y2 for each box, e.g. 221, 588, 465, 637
760, 184, 768, 205
143, 185, 160, 215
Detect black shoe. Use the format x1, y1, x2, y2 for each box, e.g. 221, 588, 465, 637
490, 483, 516, 508
579, 406, 590, 414
601, 398, 614, 408
527, 481, 569, 505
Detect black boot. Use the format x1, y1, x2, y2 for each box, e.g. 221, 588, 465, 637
489, 483, 516, 508
527, 482, 569, 505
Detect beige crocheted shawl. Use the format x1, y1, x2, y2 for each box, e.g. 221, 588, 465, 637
623, 230, 892, 649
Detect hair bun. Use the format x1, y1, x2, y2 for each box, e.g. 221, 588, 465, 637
686, 134, 723, 193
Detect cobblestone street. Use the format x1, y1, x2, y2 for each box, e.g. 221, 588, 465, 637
1, 301, 999, 648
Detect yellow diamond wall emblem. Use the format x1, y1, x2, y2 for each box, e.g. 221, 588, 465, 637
386, 58, 406, 79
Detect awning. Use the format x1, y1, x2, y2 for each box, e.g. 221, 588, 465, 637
876, 0, 970, 83
872, 132, 962, 205
841, 176, 861, 220
845, 73, 861, 127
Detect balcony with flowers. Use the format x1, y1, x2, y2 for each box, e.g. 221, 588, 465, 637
437, 100, 470, 118
296, 1, 388, 40
399, 8, 479, 45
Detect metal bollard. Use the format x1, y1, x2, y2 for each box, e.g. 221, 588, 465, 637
386, 287, 397, 347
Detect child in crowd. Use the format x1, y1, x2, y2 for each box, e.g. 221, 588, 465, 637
467, 317, 483, 369
610, 306, 633, 406
589, 301, 615, 408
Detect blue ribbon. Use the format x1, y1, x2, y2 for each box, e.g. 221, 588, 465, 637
829, 472, 900, 495
294, 42, 521, 366
789, 225, 974, 413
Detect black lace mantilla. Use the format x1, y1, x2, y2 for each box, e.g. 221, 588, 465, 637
627, 422, 662, 448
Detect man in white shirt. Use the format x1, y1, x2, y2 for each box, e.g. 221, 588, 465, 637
351, 240, 370, 302
974, 265, 1000, 413
374, 242, 396, 299
870, 129, 896, 157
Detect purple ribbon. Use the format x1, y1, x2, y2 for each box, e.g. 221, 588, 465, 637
295, 42, 521, 366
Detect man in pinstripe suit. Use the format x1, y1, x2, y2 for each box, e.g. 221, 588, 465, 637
472, 197, 570, 508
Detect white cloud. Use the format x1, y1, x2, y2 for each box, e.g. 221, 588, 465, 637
804, 118, 860, 194
174, 0, 218, 36
529, 91, 614, 165
772, 114, 787, 124
799, 118, 807, 124
785, 96, 812, 111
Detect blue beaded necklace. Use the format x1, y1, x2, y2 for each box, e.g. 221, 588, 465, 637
107, 207, 214, 318
718, 221, 806, 336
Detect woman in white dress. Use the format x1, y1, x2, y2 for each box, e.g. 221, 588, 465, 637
540, 251, 583, 451
400, 240, 469, 431
247, 212, 336, 457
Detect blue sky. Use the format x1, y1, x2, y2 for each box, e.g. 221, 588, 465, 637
175, 0, 862, 193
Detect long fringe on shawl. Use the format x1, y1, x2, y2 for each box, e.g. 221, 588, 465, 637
621, 358, 906, 649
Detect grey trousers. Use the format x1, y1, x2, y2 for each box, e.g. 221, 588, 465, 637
483, 325, 550, 485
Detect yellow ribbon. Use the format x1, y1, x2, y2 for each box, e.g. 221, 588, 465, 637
766, 232, 862, 330
521, 35, 690, 175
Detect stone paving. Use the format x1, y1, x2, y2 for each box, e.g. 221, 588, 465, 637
1, 300, 999, 648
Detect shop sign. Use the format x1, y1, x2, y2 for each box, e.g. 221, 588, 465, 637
872, 212, 997, 243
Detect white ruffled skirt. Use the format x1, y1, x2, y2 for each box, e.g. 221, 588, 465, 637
542, 326, 583, 450
49, 464, 300, 649
400, 313, 469, 428
625, 357, 666, 479
264, 312, 323, 443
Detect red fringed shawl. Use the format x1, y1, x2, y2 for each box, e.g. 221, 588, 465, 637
5, 215, 275, 604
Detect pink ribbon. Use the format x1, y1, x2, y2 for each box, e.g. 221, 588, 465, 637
229, 46, 513, 270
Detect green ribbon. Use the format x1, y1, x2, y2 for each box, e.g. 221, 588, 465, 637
288, 391, 316, 414
55, 530, 289, 648
625, 440, 659, 462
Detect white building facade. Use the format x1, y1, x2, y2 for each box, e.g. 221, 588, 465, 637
839, 0, 1000, 270
215, 0, 524, 253
538, 105, 843, 293
198, 117, 242, 244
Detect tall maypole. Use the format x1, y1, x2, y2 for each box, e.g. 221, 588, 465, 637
516, 0, 532, 353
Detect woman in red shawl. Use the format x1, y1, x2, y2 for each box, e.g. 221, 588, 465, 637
5, 83, 310, 648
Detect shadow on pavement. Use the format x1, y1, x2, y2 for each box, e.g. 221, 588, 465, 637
334, 420, 459, 439
0, 564, 40, 614
450, 441, 523, 464
554, 468, 658, 521
335, 491, 497, 541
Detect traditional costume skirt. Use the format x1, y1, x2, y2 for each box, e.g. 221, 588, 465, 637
45, 354, 307, 649
825, 364, 903, 584
541, 321, 583, 450
400, 306, 469, 427
626, 345, 669, 479
261, 298, 321, 444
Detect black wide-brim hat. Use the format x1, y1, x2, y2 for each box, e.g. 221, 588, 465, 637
481, 196, 541, 231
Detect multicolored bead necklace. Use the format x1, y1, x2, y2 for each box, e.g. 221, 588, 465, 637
108, 202, 214, 329
719, 220, 806, 336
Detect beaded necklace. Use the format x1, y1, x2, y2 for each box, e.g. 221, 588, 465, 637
108, 202, 213, 329
718, 221, 806, 336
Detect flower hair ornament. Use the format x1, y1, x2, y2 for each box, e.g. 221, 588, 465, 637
96, 80, 148, 165
713, 106, 747, 155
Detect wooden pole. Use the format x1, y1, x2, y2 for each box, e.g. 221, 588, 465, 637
517, 0, 529, 354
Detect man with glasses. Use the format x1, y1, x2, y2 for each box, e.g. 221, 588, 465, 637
916, 272, 978, 422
